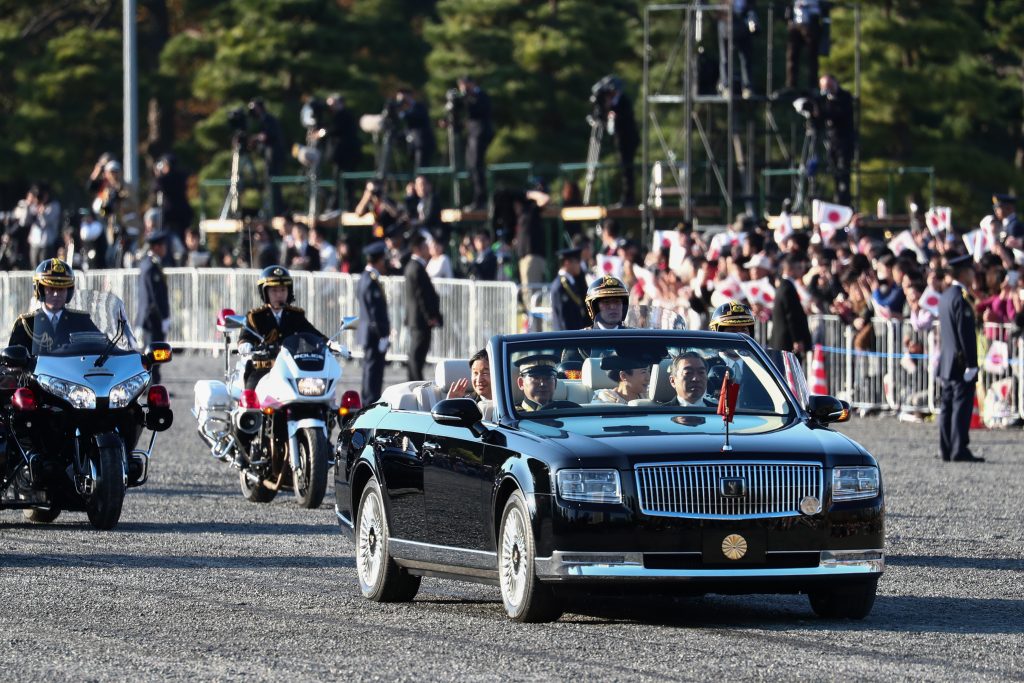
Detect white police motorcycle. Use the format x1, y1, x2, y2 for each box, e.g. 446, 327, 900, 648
193, 311, 360, 509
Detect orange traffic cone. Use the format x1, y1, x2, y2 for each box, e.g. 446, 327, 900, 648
969, 390, 985, 430
809, 344, 828, 395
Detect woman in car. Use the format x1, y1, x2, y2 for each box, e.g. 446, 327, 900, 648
592, 355, 651, 404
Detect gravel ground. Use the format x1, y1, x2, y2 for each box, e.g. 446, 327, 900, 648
1, 352, 1022, 681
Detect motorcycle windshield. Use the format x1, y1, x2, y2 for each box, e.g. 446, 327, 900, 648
623, 305, 688, 330
27, 289, 140, 357
282, 333, 326, 372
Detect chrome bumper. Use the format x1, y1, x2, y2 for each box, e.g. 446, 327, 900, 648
535, 549, 885, 581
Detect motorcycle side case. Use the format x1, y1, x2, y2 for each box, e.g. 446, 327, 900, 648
194, 380, 232, 412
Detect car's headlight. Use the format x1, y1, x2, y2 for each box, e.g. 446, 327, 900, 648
109, 372, 151, 409
557, 469, 622, 503
832, 466, 880, 501
37, 374, 96, 409
297, 378, 327, 396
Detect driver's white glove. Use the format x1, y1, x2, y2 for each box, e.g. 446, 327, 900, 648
328, 340, 352, 359
377, 338, 390, 353
963, 367, 979, 382
161, 318, 171, 335
237, 342, 253, 356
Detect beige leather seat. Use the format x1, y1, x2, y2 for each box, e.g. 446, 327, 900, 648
413, 359, 471, 411
582, 357, 616, 398
648, 358, 676, 403
380, 381, 431, 411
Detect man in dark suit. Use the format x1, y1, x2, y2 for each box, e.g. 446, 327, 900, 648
595, 77, 640, 207
769, 254, 812, 355
136, 231, 172, 383
403, 175, 442, 233
549, 247, 588, 331
9, 258, 101, 354
325, 93, 363, 211
457, 75, 494, 211
357, 242, 391, 404
938, 253, 983, 463
404, 231, 442, 381
396, 89, 435, 171
994, 194, 1023, 248
238, 266, 328, 390
282, 221, 321, 272
665, 352, 717, 407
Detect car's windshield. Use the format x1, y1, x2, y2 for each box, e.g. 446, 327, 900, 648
502, 333, 794, 420
29, 289, 138, 357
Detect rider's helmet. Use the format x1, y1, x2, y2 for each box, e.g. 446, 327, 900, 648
33, 258, 75, 302
709, 300, 756, 336
585, 275, 630, 321
257, 265, 294, 304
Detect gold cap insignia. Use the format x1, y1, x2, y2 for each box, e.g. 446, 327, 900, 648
721, 534, 748, 560
51, 259, 65, 273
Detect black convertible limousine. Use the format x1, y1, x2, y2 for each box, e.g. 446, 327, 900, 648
334, 330, 884, 622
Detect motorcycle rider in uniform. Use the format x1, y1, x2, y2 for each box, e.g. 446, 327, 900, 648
237, 266, 330, 391
9, 258, 101, 354
561, 276, 632, 363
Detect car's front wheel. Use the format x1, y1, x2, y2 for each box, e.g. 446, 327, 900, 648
808, 579, 878, 619
355, 478, 420, 602
498, 490, 562, 623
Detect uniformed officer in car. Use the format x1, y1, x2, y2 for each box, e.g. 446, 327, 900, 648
238, 265, 329, 390
136, 230, 172, 383
9, 258, 101, 354
514, 353, 579, 412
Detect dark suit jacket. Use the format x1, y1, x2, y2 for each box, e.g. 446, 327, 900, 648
939, 283, 978, 381
404, 257, 442, 331
769, 278, 812, 352
282, 242, 321, 272
136, 254, 170, 332
610, 92, 639, 151
357, 269, 390, 348
549, 274, 588, 331
1004, 214, 1023, 240
239, 305, 324, 347
9, 309, 101, 354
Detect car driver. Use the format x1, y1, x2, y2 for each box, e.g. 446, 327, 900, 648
515, 353, 578, 412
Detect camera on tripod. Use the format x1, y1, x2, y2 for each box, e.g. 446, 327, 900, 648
444, 88, 464, 114
227, 107, 249, 146
793, 94, 825, 127
301, 97, 328, 130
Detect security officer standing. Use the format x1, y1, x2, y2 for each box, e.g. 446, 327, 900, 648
136, 231, 172, 384
938, 253, 984, 463
994, 194, 1023, 247
549, 247, 588, 331
357, 242, 391, 405
238, 266, 329, 390
9, 258, 100, 354
404, 231, 442, 381
457, 75, 494, 211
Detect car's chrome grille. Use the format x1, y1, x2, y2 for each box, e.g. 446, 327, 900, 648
634, 461, 823, 519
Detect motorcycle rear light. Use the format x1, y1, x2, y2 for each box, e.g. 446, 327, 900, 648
339, 390, 362, 416
13, 387, 36, 411
240, 389, 260, 409
217, 308, 236, 326
147, 385, 170, 409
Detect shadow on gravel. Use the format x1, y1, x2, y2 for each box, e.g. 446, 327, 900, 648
116, 521, 338, 536
0, 553, 355, 570
888, 554, 1024, 571
139, 484, 236, 497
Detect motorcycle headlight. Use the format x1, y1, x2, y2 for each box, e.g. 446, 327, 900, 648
37, 374, 97, 410
297, 377, 327, 396
556, 469, 622, 504
109, 372, 151, 409
832, 466, 880, 501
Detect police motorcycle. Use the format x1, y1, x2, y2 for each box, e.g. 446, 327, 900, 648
0, 289, 173, 529
193, 310, 360, 509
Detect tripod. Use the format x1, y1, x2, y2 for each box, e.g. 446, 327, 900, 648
793, 120, 820, 213
583, 115, 604, 205
219, 136, 259, 220
444, 114, 462, 208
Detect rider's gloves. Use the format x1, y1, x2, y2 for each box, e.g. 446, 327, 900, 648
238, 342, 254, 356
161, 318, 171, 335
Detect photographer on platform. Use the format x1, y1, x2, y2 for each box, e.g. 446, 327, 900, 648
324, 93, 363, 210
718, 1, 758, 99
817, 74, 855, 206
786, 0, 823, 92
151, 153, 193, 242
247, 97, 286, 216
395, 89, 436, 171
447, 76, 494, 211
88, 155, 140, 268
590, 76, 639, 207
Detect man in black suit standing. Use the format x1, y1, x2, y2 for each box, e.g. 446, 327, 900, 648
994, 194, 1023, 249
456, 75, 494, 211
938, 253, 983, 463
549, 247, 588, 331
357, 242, 391, 405
594, 77, 640, 207
136, 230, 172, 383
282, 221, 321, 272
404, 231, 442, 381
769, 254, 812, 355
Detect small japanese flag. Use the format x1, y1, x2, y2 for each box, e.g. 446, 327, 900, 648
710, 276, 744, 308
596, 254, 624, 280
925, 206, 952, 236
739, 277, 776, 308
653, 230, 675, 252
920, 287, 941, 315
813, 199, 853, 245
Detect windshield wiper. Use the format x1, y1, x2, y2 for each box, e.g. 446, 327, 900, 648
94, 318, 125, 367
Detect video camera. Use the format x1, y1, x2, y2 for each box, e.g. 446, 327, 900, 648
444, 87, 464, 114
227, 107, 249, 145
301, 97, 328, 130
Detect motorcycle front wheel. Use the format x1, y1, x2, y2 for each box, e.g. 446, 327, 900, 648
293, 427, 329, 509
86, 439, 127, 530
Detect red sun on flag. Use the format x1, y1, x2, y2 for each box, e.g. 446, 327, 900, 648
764, 292, 774, 303
928, 214, 939, 227
602, 260, 614, 273
751, 286, 760, 296
925, 295, 939, 307
661, 238, 671, 248
826, 210, 841, 223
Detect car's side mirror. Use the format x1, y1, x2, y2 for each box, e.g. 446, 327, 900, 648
1, 345, 30, 369
807, 395, 850, 424
341, 316, 359, 331
432, 398, 488, 437
145, 342, 173, 365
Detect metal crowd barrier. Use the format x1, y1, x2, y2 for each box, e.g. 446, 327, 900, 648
0, 268, 520, 365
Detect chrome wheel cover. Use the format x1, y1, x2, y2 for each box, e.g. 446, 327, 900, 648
357, 490, 384, 591
500, 505, 528, 609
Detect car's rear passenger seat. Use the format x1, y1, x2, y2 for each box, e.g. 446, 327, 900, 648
379, 360, 472, 412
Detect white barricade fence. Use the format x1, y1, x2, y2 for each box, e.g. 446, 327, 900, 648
0, 269, 520, 364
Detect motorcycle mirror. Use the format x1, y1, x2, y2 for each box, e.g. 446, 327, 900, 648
222, 315, 247, 330
217, 308, 237, 332
341, 316, 359, 332
1, 345, 30, 369
145, 342, 173, 365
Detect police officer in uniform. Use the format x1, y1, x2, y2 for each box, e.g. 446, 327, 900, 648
238, 266, 329, 390
357, 242, 391, 405
549, 247, 588, 331
938, 253, 984, 463
9, 259, 101, 354
136, 230, 172, 384
514, 353, 579, 412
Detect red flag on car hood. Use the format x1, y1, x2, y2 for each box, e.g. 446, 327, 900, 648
717, 371, 740, 423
